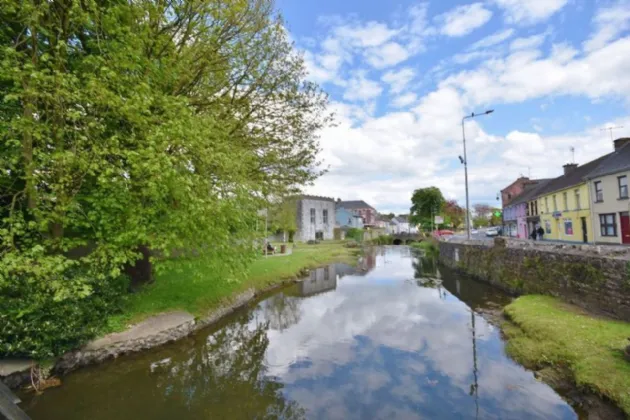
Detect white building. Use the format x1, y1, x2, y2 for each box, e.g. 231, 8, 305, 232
295, 195, 335, 242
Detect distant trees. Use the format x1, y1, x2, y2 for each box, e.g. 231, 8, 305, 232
443, 200, 465, 229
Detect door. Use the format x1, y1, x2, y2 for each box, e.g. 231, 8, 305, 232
581, 217, 588, 243
621, 212, 630, 245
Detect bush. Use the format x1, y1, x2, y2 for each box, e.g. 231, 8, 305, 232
0, 270, 128, 359
370, 235, 394, 245
345, 228, 364, 242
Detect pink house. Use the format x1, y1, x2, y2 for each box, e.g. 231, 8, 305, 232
503, 179, 551, 238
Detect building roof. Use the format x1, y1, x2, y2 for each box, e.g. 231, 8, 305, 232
300, 195, 335, 202
507, 179, 553, 207
393, 215, 409, 223
585, 142, 630, 179
536, 153, 614, 196
336, 200, 375, 210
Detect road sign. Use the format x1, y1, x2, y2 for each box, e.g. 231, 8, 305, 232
434, 216, 444, 224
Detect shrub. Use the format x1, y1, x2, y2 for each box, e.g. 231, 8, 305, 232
0, 268, 128, 359
345, 228, 364, 242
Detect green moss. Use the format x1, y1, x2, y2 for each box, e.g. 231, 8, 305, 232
106, 241, 359, 332
503, 295, 630, 415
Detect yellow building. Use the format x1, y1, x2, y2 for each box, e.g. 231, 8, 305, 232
536, 157, 611, 243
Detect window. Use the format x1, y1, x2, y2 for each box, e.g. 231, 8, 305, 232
323, 209, 329, 224
544, 197, 549, 213
599, 214, 617, 237
553, 195, 558, 211
594, 181, 603, 202
575, 189, 581, 210
545, 220, 551, 234
310, 208, 315, 224
534, 200, 538, 215
619, 176, 628, 199
563, 192, 568, 211
564, 218, 573, 235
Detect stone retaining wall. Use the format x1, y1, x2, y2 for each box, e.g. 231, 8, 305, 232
439, 238, 630, 321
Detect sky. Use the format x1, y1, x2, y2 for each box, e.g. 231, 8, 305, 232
275, 0, 630, 214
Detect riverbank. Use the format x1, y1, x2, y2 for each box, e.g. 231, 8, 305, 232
502, 295, 630, 417
1, 241, 361, 389
106, 241, 359, 332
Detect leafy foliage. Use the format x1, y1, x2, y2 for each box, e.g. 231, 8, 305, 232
0, 0, 330, 357
410, 187, 445, 227
345, 228, 364, 242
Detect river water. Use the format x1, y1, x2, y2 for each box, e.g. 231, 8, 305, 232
21, 247, 580, 419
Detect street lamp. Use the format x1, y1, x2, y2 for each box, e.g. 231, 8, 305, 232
461, 109, 494, 240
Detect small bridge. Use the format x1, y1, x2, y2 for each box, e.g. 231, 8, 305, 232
391, 233, 424, 245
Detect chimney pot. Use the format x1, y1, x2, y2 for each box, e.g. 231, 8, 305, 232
563, 163, 578, 175
614, 137, 630, 151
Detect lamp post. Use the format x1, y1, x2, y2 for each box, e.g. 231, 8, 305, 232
461, 110, 494, 240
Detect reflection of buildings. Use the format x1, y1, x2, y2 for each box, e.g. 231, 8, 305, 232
299, 265, 337, 296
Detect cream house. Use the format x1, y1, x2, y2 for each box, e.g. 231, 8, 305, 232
586, 138, 630, 245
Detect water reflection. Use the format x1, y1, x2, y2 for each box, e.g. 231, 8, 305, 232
22, 247, 577, 420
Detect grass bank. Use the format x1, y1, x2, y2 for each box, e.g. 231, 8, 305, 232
106, 241, 359, 332
502, 295, 630, 415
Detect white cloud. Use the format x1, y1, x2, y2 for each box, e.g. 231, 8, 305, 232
452, 50, 497, 64
583, 1, 630, 52
343, 72, 383, 102
493, 0, 569, 24
335, 21, 398, 48
510, 33, 547, 51
442, 36, 630, 107
365, 42, 410, 68
381, 68, 416, 93
391, 93, 418, 108
470, 28, 515, 49
437, 3, 493, 37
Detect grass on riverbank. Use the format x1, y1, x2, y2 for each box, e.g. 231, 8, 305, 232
106, 241, 359, 332
503, 295, 630, 415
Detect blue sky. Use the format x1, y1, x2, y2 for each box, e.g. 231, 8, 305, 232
276, 0, 630, 214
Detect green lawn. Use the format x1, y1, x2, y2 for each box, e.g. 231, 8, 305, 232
106, 241, 359, 332
503, 295, 630, 415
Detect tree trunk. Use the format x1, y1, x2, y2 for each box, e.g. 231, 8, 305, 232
125, 245, 154, 291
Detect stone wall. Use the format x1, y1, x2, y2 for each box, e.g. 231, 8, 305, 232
439, 238, 630, 320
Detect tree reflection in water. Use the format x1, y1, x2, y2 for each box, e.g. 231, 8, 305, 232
261, 292, 302, 331
152, 313, 306, 419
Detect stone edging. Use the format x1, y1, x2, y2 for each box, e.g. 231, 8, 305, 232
1, 278, 299, 389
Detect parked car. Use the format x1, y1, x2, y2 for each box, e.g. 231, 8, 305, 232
485, 227, 499, 237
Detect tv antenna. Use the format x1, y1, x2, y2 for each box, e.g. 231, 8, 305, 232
601, 126, 624, 142
570, 146, 575, 163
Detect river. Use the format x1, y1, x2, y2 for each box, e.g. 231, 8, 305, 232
20, 246, 580, 419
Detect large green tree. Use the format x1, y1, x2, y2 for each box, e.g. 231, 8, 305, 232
0, 0, 330, 357
409, 187, 445, 227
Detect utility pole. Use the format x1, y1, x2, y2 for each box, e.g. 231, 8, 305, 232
601, 126, 624, 142
462, 109, 494, 240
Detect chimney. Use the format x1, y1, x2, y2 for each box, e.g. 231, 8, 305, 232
614, 137, 630, 151
563, 163, 578, 175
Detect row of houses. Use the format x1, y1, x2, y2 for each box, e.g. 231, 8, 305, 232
501, 138, 630, 245
294, 197, 377, 242
292, 197, 417, 242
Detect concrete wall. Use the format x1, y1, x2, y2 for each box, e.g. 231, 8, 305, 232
296, 198, 335, 242
590, 171, 630, 244
439, 238, 630, 320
